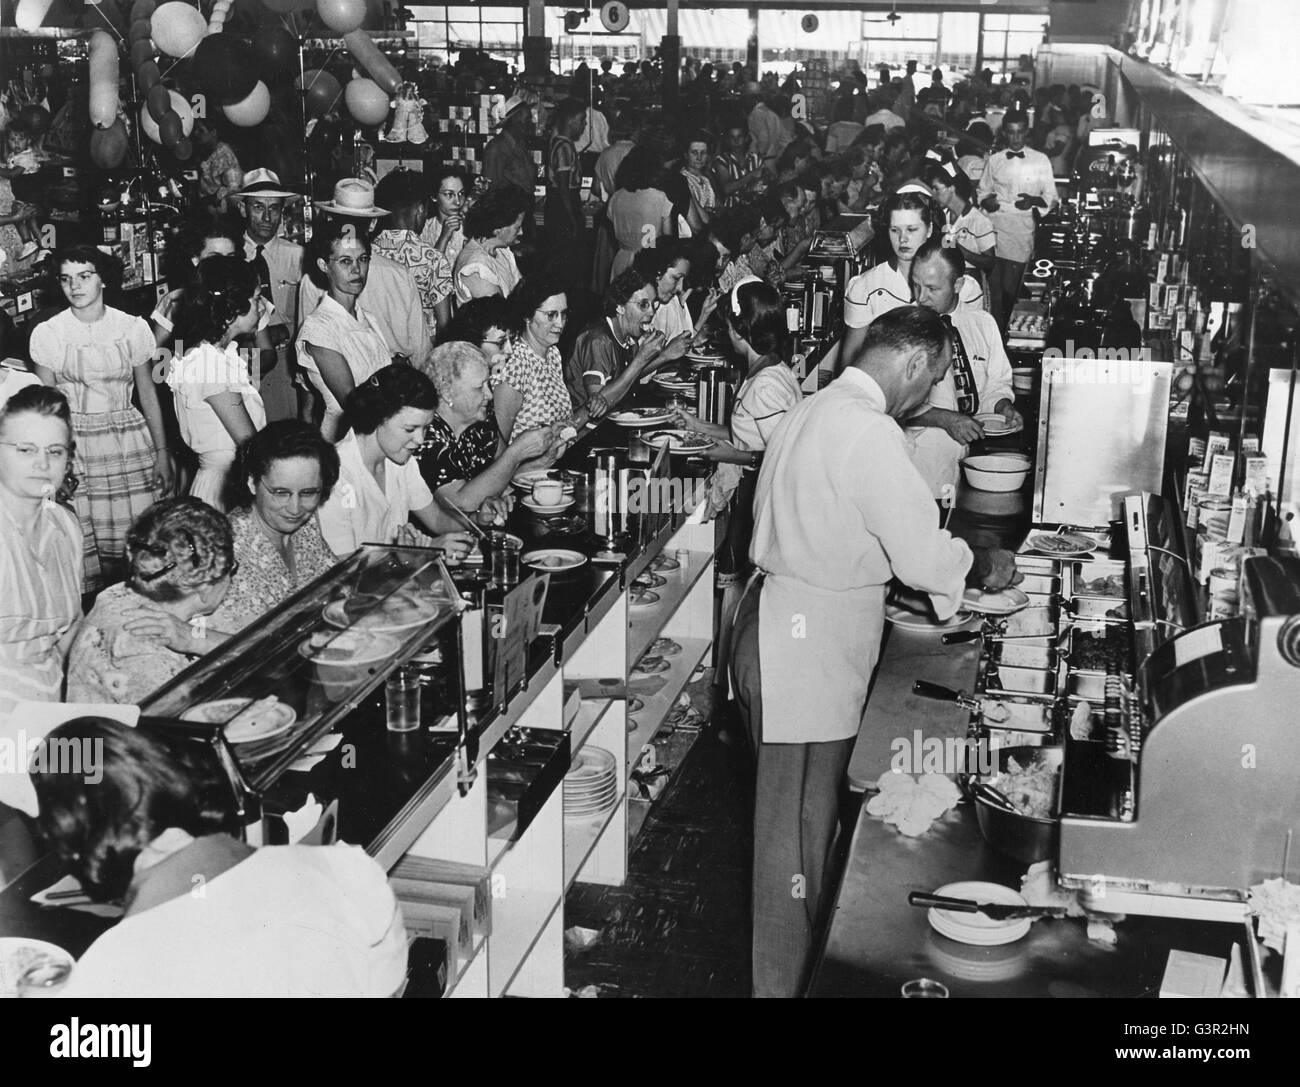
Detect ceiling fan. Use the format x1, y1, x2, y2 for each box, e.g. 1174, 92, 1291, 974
864, 4, 903, 25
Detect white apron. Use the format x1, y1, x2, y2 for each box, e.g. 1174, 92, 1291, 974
754, 572, 889, 745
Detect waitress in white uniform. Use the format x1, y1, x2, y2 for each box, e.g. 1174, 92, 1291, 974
731, 305, 1020, 997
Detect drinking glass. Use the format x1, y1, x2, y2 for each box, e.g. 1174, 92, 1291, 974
900, 978, 949, 999
384, 667, 422, 732
488, 532, 522, 588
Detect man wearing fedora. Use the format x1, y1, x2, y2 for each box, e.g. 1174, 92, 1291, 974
298, 178, 429, 367
483, 94, 537, 202
230, 168, 304, 423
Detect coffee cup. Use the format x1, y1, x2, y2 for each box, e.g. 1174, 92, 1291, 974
532, 480, 564, 505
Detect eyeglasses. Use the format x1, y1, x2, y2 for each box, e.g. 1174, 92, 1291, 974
481, 336, 508, 349
0, 441, 70, 460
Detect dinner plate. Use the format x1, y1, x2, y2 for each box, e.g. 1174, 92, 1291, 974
521, 495, 575, 515
511, 469, 576, 494
632, 656, 671, 675
630, 589, 660, 607
647, 637, 681, 657
885, 605, 978, 633
0, 938, 75, 998
1028, 532, 1098, 558
926, 881, 1032, 946
650, 555, 680, 572
521, 548, 587, 572
962, 586, 1031, 615
569, 746, 617, 775
651, 373, 697, 390
609, 407, 672, 427
975, 413, 1024, 437
641, 429, 715, 454
633, 572, 666, 589
301, 630, 402, 667
628, 696, 644, 713
182, 697, 297, 744
322, 596, 437, 634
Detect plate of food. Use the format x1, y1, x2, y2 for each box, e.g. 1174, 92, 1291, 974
650, 554, 680, 572
632, 654, 670, 675
322, 590, 439, 634
641, 429, 714, 454
1027, 532, 1098, 558
301, 629, 402, 667
884, 604, 978, 633
630, 587, 660, 607
521, 495, 576, 515
962, 586, 1031, 616
633, 571, 666, 590
974, 413, 1024, 437
651, 371, 697, 391
182, 696, 297, 744
0, 938, 74, 998
609, 406, 672, 427
521, 549, 587, 572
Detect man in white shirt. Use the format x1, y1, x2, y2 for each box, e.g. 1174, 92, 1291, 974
732, 305, 1021, 997
907, 238, 1021, 500
976, 110, 1057, 328
748, 94, 794, 169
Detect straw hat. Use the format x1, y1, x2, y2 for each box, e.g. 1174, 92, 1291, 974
494, 92, 534, 130
230, 168, 303, 201
313, 178, 388, 219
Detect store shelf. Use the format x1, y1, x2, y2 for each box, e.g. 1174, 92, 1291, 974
562, 791, 625, 889
627, 547, 715, 665
568, 697, 616, 755
626, 635, 711, 764
488, 885, 563, 998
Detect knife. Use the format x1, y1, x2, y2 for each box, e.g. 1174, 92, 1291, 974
908, 891, 1070, 920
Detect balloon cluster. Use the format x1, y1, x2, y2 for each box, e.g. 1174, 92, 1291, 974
311, 0, 401, 127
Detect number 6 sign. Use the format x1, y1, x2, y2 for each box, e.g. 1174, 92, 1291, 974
601, 1, 629, 33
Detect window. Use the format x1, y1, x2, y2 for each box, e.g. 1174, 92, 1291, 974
408, 5, 523, 66
981, 13, 1046, 76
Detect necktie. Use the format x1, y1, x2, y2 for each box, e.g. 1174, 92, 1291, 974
942, 314, 979, 415
1005, 150, 1025, 159
249, 243, 271, 301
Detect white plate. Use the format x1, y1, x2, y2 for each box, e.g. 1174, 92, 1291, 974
322, 595, 439, 634
609, 408, 672, 427
975, 413, 1024, 437
569, 746, 617, 773
630, 589, 660, 607
926, 881, 1032, 946
521, 495, 575, 514
641, 429, 715, 454
1028, 532, 1098, 558
511, 469, 576, 494
885, 605, 978, 633
962, 586, 1031, 616
0, 938, 74, 998
302, 630, 402, 667
521, 549, 587, 572
182, 697, 297, 744
632, 656, 670, 675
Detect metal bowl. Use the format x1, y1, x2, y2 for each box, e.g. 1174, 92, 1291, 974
970, 746, 1062, 866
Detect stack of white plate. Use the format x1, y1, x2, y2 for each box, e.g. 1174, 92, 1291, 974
925, 881, 1032, 946
564, 746, 619, 820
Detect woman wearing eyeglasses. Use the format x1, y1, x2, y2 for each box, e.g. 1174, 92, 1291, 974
0, 384, 83, 707
295, 220, 393, 442
67, 497, 237, 704
29, 244, 177, 591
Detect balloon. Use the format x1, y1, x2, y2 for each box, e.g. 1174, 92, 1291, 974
130, 39, 154, 69
88, 29, 120, 129
146, 83, 171, 122
138, 61, 162, 91
151, 3, 209, 58
207, 0, 233, 32
343, 28, 400, 95
223, 80, 270, 126
194, 35, 259, 104
299, 68, 342, 118
253, 27, 298, 77
90, 121, 129, 169
173, 137, 194, 161
16, 105, 50, 135
344, 77, 389, 126
159, 111, 184, 148
130, 0, 156, 18
139, 90, 194, 142
129, 17, 152, 42
317, 0, 364, 34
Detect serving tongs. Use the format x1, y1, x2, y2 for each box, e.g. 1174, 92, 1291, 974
908, 891, 1069, 920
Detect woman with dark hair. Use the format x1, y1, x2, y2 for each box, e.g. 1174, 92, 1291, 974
150, 209, 245, 348
30, 244, 177, 590
373, 170, 454, 339
607, 145, 675, 280
438, 296, 514, 377
681, 131, 717, 233
205, 420, 342, 632
0, 384, 82, 705
315, 365, 474, 557
67, 497, 237, 703
545, 98, 587, 282
167, 255, 267, 509
711, 206, 762, 293
454, 186, 527, 302
924, 161, 997, 292
31, 717, 407, 997
636, 243, 719, 343
421, 165, 469, 267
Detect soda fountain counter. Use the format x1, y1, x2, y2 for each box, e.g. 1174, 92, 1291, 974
0, 391, 721, 998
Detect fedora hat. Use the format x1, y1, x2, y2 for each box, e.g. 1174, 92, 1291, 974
313, 178, 388, 219
493, 92, 534, 130
230, 168, 303, 201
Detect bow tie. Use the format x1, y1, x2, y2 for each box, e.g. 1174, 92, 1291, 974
1005, 150, 1025, 159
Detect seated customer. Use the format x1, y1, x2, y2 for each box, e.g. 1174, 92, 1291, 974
31, 718, 407, 997
66, 498, 236, 704
438, 296, 514, 380
414, 341, 554, 512
564, 269, 690, 407
207, 421, 342, 633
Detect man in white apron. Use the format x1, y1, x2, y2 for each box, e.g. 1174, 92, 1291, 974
732, 305, 1021, 997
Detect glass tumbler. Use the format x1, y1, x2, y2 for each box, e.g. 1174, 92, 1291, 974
384, 667, 422, 732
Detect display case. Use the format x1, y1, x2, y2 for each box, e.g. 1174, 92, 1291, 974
140, 545, 466, 794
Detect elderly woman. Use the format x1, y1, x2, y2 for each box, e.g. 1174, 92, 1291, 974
0, 384, 82, 707
30, 244, 177, 589
168, 255, 267, 509
315, 365, 475, 558
296, 219, 393, 442
453, 186, 528, 303
565, 268, 690, 406
494, 275, 604, 444
205, 421, 342, 633
31, 718, 407, 997
67, 498, 237, 704
415, 341, 554, 512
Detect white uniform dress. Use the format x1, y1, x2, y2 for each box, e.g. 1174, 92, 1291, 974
167, 341, 267, 510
